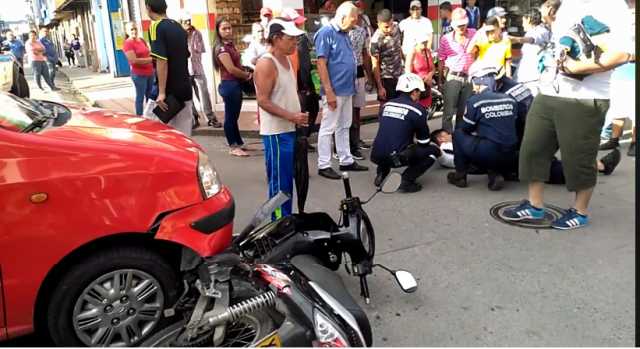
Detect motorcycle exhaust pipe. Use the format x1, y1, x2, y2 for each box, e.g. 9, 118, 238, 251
207, 291, 277, 327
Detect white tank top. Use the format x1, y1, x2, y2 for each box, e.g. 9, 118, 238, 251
259, 53, 299, 136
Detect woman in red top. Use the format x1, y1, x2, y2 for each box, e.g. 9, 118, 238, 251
405, 35, 435, 108
123, 23, 154, 116
214, 17, 253, 157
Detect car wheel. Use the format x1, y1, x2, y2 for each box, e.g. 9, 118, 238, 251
46, 246, 179, 347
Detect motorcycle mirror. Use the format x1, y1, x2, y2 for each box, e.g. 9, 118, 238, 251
394, 270, 418, 293
380, 172, 402, 193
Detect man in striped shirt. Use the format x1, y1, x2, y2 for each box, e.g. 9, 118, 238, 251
437, 8, 476, 132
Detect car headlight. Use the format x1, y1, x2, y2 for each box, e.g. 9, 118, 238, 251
312, 310, 349, 347
197, 151, 221, 199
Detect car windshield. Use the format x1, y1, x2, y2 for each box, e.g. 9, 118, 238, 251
0, 93, 47, 132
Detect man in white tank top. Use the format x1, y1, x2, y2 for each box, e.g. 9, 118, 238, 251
254, 19, 309, 219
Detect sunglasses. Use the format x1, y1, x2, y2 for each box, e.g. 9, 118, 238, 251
410, 7, 421, 10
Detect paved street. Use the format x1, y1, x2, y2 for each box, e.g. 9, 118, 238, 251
11, 69, 635, 346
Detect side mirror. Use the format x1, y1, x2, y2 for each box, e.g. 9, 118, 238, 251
381, 172, 402, 193
394, 270, 418, 293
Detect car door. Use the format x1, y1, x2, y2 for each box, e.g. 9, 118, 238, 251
0, 265, 7, 341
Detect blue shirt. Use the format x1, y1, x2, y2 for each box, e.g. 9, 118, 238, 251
460, 90, 518, 147
314, 22, 356, 96
5, 39, 25, 60
465, 6, 480, 29
39, 36, 59, 63
372, 94, 431, 159
497, 77, 533, 121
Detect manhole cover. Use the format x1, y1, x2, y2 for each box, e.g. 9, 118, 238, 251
490, 201, 566, 229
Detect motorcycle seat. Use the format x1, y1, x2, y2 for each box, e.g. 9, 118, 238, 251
291, 254, 372, 347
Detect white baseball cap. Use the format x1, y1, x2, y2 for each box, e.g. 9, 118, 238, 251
267, 19, 306, 38
396, 73, 426, 92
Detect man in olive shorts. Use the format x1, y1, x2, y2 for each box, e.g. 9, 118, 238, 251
503, 0, 634, 230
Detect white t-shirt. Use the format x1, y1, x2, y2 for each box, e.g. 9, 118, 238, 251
516, 24, 551, 84
399, 16, 434, 55
539, 0, 634, 99
438, 142, 455, 168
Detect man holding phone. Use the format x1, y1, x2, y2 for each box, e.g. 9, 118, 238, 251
146, 0, 193, 136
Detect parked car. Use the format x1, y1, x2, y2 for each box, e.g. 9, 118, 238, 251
0, 92, 234, 345
0, 51, 29, 98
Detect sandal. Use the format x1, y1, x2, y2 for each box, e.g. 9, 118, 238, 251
208, 119, 223, 128
229, 148, 250, 157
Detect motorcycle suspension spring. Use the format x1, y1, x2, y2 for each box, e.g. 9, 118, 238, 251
208, 291, 276, 326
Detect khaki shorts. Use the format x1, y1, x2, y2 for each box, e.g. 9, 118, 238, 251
353, 77, 367, 108
518, 94, 609, 192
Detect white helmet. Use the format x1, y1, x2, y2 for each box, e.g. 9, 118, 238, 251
396, 73, 425, 93
468, 63, 498, 80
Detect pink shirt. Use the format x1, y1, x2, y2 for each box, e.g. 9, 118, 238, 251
25, 40, 46, 62
438, 28, 476, 74
123, 38, 154, 76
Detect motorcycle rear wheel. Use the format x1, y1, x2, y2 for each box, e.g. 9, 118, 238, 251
142, 311, 275, 347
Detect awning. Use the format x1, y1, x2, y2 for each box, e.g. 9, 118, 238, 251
55, 0, 90, 13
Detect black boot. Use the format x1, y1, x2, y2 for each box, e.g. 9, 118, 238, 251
628, 142, 636, 157
399, 181, 422, 193
487, 170, 505, 191
599, 148, 621, 175
447, 171, 467, 188
599, 138, 619, 150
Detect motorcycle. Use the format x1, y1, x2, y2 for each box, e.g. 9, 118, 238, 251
142, 172, 417, 347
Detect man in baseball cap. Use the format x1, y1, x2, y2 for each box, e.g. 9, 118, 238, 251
370, 73, 441, 193
486, 6, 507, 34
399, 0, 434, 55
254, 18, 308, 219
260, 7, 273, 38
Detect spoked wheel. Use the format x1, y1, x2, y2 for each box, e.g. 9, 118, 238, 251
141, 312, 275, 347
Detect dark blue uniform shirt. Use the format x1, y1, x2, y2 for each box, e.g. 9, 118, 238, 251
460, 89, 519, 147
372, 94, 431, 159
498, 77, 533, 121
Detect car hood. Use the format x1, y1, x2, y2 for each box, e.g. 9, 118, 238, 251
40, 106, 202, 153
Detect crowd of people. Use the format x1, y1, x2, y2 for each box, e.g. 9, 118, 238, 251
4, 0, 632, 232
240, 0, 634, 231
2, 27, 86, 87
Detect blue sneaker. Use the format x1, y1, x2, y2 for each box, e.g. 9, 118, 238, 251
502, 200, 545, 221
551, 208, 588, 230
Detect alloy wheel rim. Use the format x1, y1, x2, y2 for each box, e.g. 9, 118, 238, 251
72, 269, 165, 346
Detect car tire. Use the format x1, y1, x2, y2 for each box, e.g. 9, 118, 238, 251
46, 246, 180, 347
15, 71, 29, 98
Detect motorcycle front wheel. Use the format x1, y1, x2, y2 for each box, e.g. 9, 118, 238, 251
141, 311, 275, 347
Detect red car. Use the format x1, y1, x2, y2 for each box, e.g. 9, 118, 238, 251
0, 92, 234, 346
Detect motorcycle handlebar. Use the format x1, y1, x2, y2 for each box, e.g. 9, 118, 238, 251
342, 172, 352, 199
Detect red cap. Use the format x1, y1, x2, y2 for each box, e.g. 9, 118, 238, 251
281, 8, 307, 26
260, 7, 273, 17
354, 0, 366, 9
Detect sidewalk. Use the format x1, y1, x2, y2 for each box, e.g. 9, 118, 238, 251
55, 66, 382, 137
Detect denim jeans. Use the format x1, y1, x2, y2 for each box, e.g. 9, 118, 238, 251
46, 61, 58, 84
218, 79, 244, 147
32, 61, 55, 89
131, 74, 154, 116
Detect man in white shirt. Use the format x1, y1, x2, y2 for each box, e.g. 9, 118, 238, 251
399, 0, 434, 55
504, 0, 634, 230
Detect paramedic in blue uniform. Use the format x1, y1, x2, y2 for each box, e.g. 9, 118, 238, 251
371, 73, 441, 193
496, 72, 534, 145
447, 66, 519, 191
